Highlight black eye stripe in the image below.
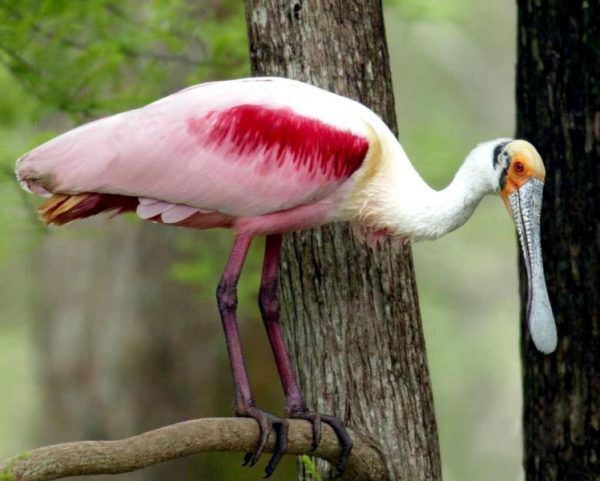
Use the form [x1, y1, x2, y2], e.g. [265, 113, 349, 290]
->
[492, 140, 510, 168]
[499, 160, 510, 190]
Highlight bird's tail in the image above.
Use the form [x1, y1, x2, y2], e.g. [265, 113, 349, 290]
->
[39, 193, 137, 225]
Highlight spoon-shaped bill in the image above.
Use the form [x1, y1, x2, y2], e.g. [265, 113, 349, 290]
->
[508, 178, 557, 354]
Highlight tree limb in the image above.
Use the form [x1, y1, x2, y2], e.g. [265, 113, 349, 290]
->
[0, 418, 388, 481]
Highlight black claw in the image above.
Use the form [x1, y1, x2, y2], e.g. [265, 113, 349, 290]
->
[248, 423, 268, 466]
[289, 411, 352, 475]
[310, 415, 322, 451]
[322, 416, 352, 477]
[249, 451, 261, 467]
[263, 421, 288, 477]
[242, 451, 253, 466]
[321, 414, 353, 475]
[236, 406, 288, 475]
[236, 406, 351, 477]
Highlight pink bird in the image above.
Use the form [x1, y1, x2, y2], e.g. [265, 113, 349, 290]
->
[16, 77, 557, 476]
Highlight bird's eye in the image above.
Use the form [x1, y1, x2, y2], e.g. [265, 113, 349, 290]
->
[514, 161, 525, 174]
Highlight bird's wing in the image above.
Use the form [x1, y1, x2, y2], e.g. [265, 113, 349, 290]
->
[17, 78, 376, 221]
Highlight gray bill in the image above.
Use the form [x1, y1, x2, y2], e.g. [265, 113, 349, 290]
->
[509, 178, 557, 353]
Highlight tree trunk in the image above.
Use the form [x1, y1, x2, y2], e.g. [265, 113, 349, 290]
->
[244, 2, 442, 480]
[516, 2, 600, 480]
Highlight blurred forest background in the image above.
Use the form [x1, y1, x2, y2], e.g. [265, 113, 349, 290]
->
[0, 1, 522, 481]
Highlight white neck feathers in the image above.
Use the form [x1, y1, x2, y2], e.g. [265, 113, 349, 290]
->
[351, 137, 501, 241]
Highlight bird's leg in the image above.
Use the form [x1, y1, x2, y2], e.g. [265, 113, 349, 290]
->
[259, 234, 353, 476]
[217, 233, 288, 475]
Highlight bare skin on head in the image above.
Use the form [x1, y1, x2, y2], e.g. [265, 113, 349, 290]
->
[500, 140, 546, 203]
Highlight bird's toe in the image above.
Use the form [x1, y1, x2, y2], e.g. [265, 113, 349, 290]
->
[236, 406, 288, 476]
[286, 409, 322, 451]
[287, 409, 353, 475]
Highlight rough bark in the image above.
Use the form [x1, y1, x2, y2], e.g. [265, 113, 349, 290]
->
[245, 2, 442, 480]
[516, 2, 600, 480]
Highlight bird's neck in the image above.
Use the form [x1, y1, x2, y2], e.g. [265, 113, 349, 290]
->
[359, 142, 495, 241]
[412, 162, 492, 240]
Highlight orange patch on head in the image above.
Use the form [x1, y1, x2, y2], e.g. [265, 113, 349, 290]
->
[500, 140, 546, 204]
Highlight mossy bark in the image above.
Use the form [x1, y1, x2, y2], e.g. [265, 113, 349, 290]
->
[516, 1, 600, 479]
[244, 2, 442, 480]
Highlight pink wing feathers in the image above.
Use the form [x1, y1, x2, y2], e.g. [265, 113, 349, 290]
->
[17, 78, 373, 231]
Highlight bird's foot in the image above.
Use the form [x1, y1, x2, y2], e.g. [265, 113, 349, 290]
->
[286, 408, 353, 476]
[236, 405, 289, 478]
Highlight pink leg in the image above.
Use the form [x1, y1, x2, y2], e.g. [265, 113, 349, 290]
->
[217, 234, 254, 408]
[259, 234, 353, 475]
[259, 234, 305, 410]
[217, 234, 287, 476]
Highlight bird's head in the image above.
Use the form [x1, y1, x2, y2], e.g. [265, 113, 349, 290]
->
[490, 139, 557, 354]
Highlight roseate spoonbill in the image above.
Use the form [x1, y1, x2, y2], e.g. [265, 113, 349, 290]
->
[15, 77, 557, 476]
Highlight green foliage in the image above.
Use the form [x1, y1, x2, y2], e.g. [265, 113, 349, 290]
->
[299, 455, 323, 481]
[0, 0, 250, 261]
[0, 0, 249, 121]
[0, 451, 30, 481]
[170, 231, 263, 307]
[195, 1, 250, 80]
[0, 69, 45, 261]
[0, 467, 11, 481]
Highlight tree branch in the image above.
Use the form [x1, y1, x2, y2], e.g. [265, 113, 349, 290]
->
[0, 418, 388, 481]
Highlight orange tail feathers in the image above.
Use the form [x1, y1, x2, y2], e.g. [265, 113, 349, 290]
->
[39, 193, 138, 225]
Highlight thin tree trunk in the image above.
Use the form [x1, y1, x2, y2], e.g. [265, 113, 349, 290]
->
[244, 2, 442, 480]
[516, 1, 600, 480]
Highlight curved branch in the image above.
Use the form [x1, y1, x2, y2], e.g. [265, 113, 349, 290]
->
[0, 418, 388, 481]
